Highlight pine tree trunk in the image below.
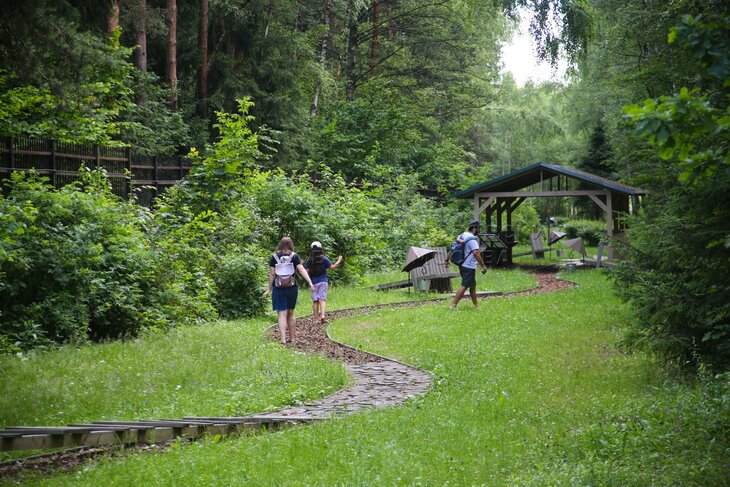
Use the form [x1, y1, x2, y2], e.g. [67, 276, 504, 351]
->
[263, 1, 273, 40]
[345, 6, 359, 101]
[198, 0, 209, 117]
[106, 0, 120, 35]
[166, 0, 178, 110]
[134, 0, 147, 72]
[369, 1, 380, 77]
[386, 0, 395, 42]
[310, 0, 330, 116]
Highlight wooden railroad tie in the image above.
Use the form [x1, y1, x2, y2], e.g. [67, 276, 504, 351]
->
[0, 416, 313, 452]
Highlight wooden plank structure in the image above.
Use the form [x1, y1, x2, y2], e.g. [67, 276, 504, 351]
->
[408, 247, 458, 292]
[454, 163, 648, 263]
[0, 135, 193, 206]
[0, 416, 312, 452]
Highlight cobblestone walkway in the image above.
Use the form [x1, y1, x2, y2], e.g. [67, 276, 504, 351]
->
[253, 361, 433, 420]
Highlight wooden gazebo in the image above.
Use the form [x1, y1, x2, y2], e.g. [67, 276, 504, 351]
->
[454, 162, 648, 263]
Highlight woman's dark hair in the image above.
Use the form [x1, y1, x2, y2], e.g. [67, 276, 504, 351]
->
[308, 247, 325, 275]
[277, 237, 294, 252]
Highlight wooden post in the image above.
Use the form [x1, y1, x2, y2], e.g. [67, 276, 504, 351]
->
[506, 198, 513, 233]
[50, 139, 56, 187]
[506, 198, 513, 263]
[496, 199, 503, 233]
[606, 191, 614, 260]
[153, 155, 159, 193]
[95, 144, 101, 169]
[486, 203, 492, 232]
[178, 156, 184, 179]
[125, 147, 132, 199]
[8, 137, 14, 169]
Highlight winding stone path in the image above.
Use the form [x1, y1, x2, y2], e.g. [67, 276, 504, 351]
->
[254, 362, 432, 420]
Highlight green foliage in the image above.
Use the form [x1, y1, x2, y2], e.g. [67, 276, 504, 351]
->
[612, 167, 730, 370]
[174, 98, 269, 215]
[310, 85, 476, 191]
[0, 27, 136, 146]
[244, 169, 384, 280]
[510, 203, 541, 242]
[624, 85, 729, 184]
[486, 80, 589, 174]
[503, 0, 592, 64]
[115, 70, 190, 156]
[617, 13, 730, 371]
[562, 219, 606, 246]
[215, 247, 268, 319]
[0, 170, 209, 350]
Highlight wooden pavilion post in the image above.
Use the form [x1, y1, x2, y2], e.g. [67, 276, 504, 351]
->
[606, 191, 614, 260]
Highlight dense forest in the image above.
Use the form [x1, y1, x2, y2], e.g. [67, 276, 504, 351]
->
[1, 0, 729, 371]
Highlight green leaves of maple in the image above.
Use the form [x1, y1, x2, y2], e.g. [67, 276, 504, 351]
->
[624, 15, 729, 186]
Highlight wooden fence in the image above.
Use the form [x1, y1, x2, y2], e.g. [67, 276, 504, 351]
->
[0, 136, 193, 206]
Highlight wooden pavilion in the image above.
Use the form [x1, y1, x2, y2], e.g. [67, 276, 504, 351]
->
[454, 162, 648, 263]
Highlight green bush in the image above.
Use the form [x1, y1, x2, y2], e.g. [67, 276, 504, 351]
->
[0, 170, 209, 350]
[613, 165, 730, 370]
[215, 247, 268, 319]
[563, 219, 607, 246]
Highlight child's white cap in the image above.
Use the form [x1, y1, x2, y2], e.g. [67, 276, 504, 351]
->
[311, 241, 322, 249]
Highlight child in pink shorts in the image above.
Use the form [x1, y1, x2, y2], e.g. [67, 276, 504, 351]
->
[304, 241, 343, 323]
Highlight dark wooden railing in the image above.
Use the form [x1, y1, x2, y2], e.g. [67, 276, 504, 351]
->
[0, 136, 193, 206]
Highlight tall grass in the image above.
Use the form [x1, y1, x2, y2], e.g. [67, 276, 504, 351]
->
[27, 271, 730, 485]
[0, 319, 347, 430]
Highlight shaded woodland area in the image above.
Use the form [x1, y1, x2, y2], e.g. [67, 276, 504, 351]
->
[1, 0, 729, 371]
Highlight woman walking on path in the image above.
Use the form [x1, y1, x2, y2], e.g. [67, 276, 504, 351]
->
[263, 237, 314, 344]
[304, 241, 343, 324]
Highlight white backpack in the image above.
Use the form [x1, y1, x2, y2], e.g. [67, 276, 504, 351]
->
[273, 252, 297, 287]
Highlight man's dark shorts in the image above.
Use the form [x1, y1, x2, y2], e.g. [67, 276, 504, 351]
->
[459, 266, 476, 288]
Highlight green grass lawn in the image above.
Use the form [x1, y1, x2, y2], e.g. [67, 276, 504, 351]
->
[325, 266, 537, 310]
[16, 270, 729, 486]
[0, 318, 348, 431]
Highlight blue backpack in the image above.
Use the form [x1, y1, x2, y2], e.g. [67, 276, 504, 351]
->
[449, 236, 477, 266]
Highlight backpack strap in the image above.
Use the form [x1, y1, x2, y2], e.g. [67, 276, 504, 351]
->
[462, 236, 478, 255]
[273, 252, 297, 265]
[462, 235, 477, 248]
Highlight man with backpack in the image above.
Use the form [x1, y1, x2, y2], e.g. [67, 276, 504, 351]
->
[447, 220, 488, 309]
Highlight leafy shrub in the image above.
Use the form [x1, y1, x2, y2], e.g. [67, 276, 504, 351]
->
[562, 219, 606, 246]
[215, 247, 268, 319]
[0, 170, 208, 350]
[245, 170, 385, 281]
[613, 165, 730, 370]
